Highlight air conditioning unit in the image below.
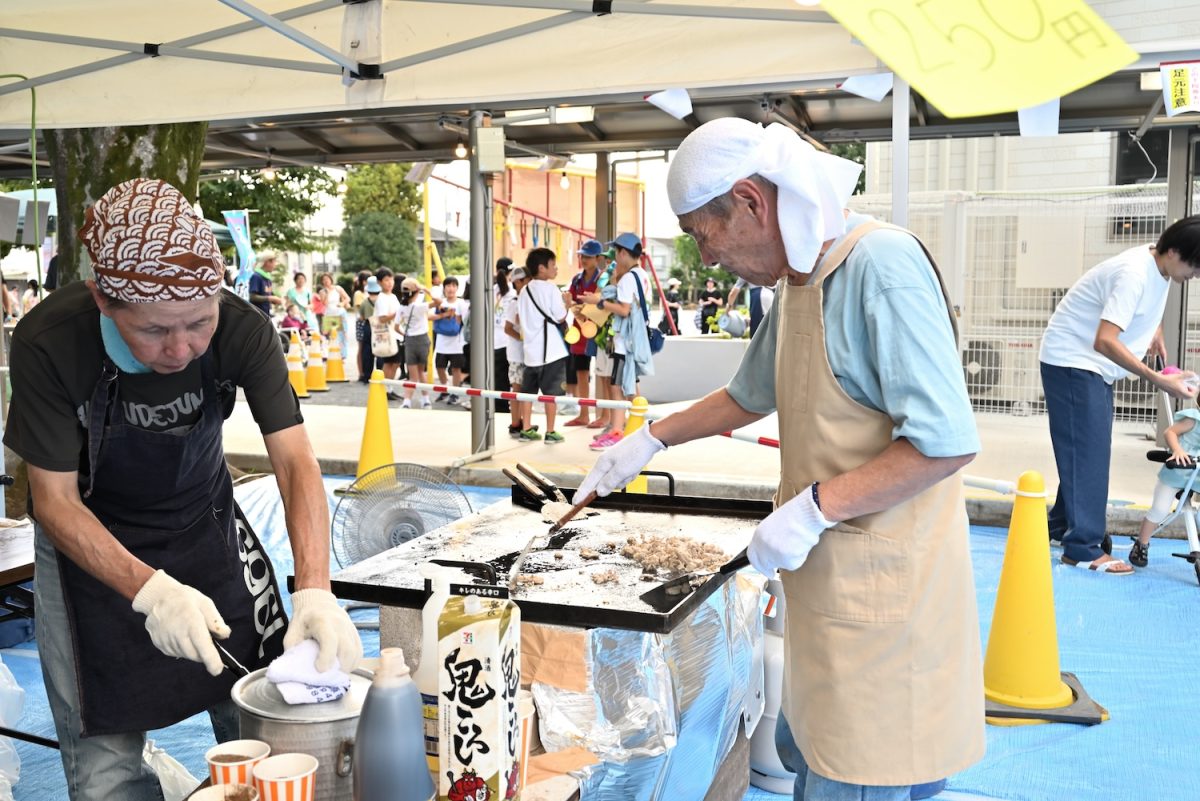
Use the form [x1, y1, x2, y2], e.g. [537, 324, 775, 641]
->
[962, 337, 1043, 416]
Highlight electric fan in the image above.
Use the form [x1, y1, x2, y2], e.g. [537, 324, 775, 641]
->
[331, 463, 473, 568]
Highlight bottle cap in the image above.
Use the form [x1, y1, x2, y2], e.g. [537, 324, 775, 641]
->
[379, 647, 411, 680]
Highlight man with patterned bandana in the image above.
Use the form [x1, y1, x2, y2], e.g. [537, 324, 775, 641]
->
[4, 179, 362, 801]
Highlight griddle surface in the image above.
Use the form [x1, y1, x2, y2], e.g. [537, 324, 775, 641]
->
[331, 499, 757, 633]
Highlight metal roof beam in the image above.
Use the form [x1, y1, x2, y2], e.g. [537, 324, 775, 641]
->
[374, 123, 423, 150]
[579, 121, 607, 141]
[379, 12, 586, 72]
[0, 0, 342, 97]
[206, 142, 327, 168]
[0, 28, 340, 75]
[413, 0, 834, 23]
[215, 0, 373, 77]
[290, 128, 337, 153]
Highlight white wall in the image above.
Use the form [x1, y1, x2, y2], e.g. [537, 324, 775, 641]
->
[1092, 0, 1200, 45]
[866, 132, 1115, 195]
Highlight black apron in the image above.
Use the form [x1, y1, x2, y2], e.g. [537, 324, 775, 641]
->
[56, 351, 288, 736]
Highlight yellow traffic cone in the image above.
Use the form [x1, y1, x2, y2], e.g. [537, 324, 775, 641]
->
[983, 470, 1107, 726]
[357, 369, 394, 479]
[286, 333, 308, 399]
[622, 396, 650, 494]
[306, 334, 329, 392]
[325, 335, 348, 382]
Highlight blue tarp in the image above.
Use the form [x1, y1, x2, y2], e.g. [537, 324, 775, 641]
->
[8, 481, 1200, 801]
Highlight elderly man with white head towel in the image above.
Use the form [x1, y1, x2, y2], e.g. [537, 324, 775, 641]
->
[577, 119, 984, 800]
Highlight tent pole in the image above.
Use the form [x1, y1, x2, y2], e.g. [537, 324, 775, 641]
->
[891, 76, 910, 228]
[216, 0, 363, 75]
[468, 110, 493, 454]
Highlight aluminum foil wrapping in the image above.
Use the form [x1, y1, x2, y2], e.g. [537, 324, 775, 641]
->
[534, 573, 765, 801]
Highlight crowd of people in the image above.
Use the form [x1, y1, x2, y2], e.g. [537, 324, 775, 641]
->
[238, 230, 691, 450]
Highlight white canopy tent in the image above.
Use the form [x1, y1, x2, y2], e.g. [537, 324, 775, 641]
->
[2, 1, 1199, 453]
[0, 0, 880, 128]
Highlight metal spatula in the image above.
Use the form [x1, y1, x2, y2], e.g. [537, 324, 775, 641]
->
[638, 549, 750, 613]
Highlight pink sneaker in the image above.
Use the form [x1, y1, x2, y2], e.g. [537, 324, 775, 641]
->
[589, 431, 624, 451]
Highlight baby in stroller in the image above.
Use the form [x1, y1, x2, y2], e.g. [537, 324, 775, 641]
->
[1134, 407, 1200, 568]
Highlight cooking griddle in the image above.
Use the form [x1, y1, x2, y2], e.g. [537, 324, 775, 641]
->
[330, 485, 770, 634]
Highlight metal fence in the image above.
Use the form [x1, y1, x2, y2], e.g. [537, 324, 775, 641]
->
[849, 185, 1200, 423]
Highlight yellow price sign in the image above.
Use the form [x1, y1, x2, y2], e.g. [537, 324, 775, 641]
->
[821, 0, 1137, 118]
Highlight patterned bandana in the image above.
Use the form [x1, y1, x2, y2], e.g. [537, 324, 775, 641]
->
[79, 178, 225, 303]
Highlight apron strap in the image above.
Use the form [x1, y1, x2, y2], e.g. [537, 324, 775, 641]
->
[810, 220, 959, 343]
[83, 361, 120, 499]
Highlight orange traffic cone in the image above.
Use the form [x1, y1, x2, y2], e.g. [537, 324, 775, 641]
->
[286, 333, 308, 399]
[306, 334, 329, 392]
[326, 336, 348, 382]
[983, 470, 1107, 726]
[357, 369, 394, 478]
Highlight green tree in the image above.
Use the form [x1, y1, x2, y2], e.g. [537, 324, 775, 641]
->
[44, 124, 208, 285]
[339, 212, 420, 274]
[441, 239, 469, 276]
[198, 167, 337, 254]
[829, 142, 867, 195]
[341, 163, 422, 223]
[672, 234, 727, 302]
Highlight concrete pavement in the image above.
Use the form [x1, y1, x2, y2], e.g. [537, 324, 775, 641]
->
[224, 380, 1179, 538]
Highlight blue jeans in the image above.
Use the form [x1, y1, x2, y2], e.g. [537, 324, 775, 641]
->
[34, 529, 241, 801]
[775, 715, 913, 801]
[1040, 362, 1114, 563]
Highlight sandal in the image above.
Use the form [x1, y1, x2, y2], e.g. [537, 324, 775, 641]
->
[564, 417, 589, 427]
[1061, 554, 1134, 575]
[1129, 540, 1150, 568]
[586, 419, 608, 429]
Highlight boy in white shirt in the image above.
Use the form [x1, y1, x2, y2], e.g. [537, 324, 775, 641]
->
[503, 268, 532, 437]
[516, 248, 571, 444]
[431, 276, 468, 405]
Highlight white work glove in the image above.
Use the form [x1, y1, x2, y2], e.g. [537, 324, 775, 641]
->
[284, 589, 363, 673]
[748, 484, 835, 577]
[577, 424, 666, 498]
[132, 570, 229, 677]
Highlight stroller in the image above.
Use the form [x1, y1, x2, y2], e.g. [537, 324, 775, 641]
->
[1143, 449, 1200, 586]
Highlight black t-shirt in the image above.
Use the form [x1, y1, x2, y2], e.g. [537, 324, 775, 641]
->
[4, 283, 303, 472]
[700, 288, 722, 315]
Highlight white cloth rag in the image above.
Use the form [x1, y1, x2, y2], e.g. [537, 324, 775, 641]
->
[666, 118, 863, 274]
[266, 639, 351, 705]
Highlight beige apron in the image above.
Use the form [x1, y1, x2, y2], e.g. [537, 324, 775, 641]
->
[775, 220, 985, 786]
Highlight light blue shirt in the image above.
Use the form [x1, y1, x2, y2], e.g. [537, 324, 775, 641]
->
[1158, 409, 1200, 489]
[727, 214, 980, 458]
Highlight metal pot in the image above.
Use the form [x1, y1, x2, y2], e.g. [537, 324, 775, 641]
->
[231, 667, 372, 801]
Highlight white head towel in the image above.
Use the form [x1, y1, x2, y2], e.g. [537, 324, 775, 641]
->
[667, 119, 863, 274]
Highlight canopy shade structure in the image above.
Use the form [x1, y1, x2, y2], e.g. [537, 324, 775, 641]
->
[1, 1, 1199, 179]
[0, 0, 876, 129]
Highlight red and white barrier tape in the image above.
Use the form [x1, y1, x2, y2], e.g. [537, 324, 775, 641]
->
[382, 379, 636, 410]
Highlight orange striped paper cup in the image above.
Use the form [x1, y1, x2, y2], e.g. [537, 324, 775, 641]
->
[253, 753, 318, 801]
[191, 784, 260, 801]
[206, 739, 271, 786]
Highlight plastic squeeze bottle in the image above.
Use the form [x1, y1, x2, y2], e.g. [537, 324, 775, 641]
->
[353, 647, 434, 801]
